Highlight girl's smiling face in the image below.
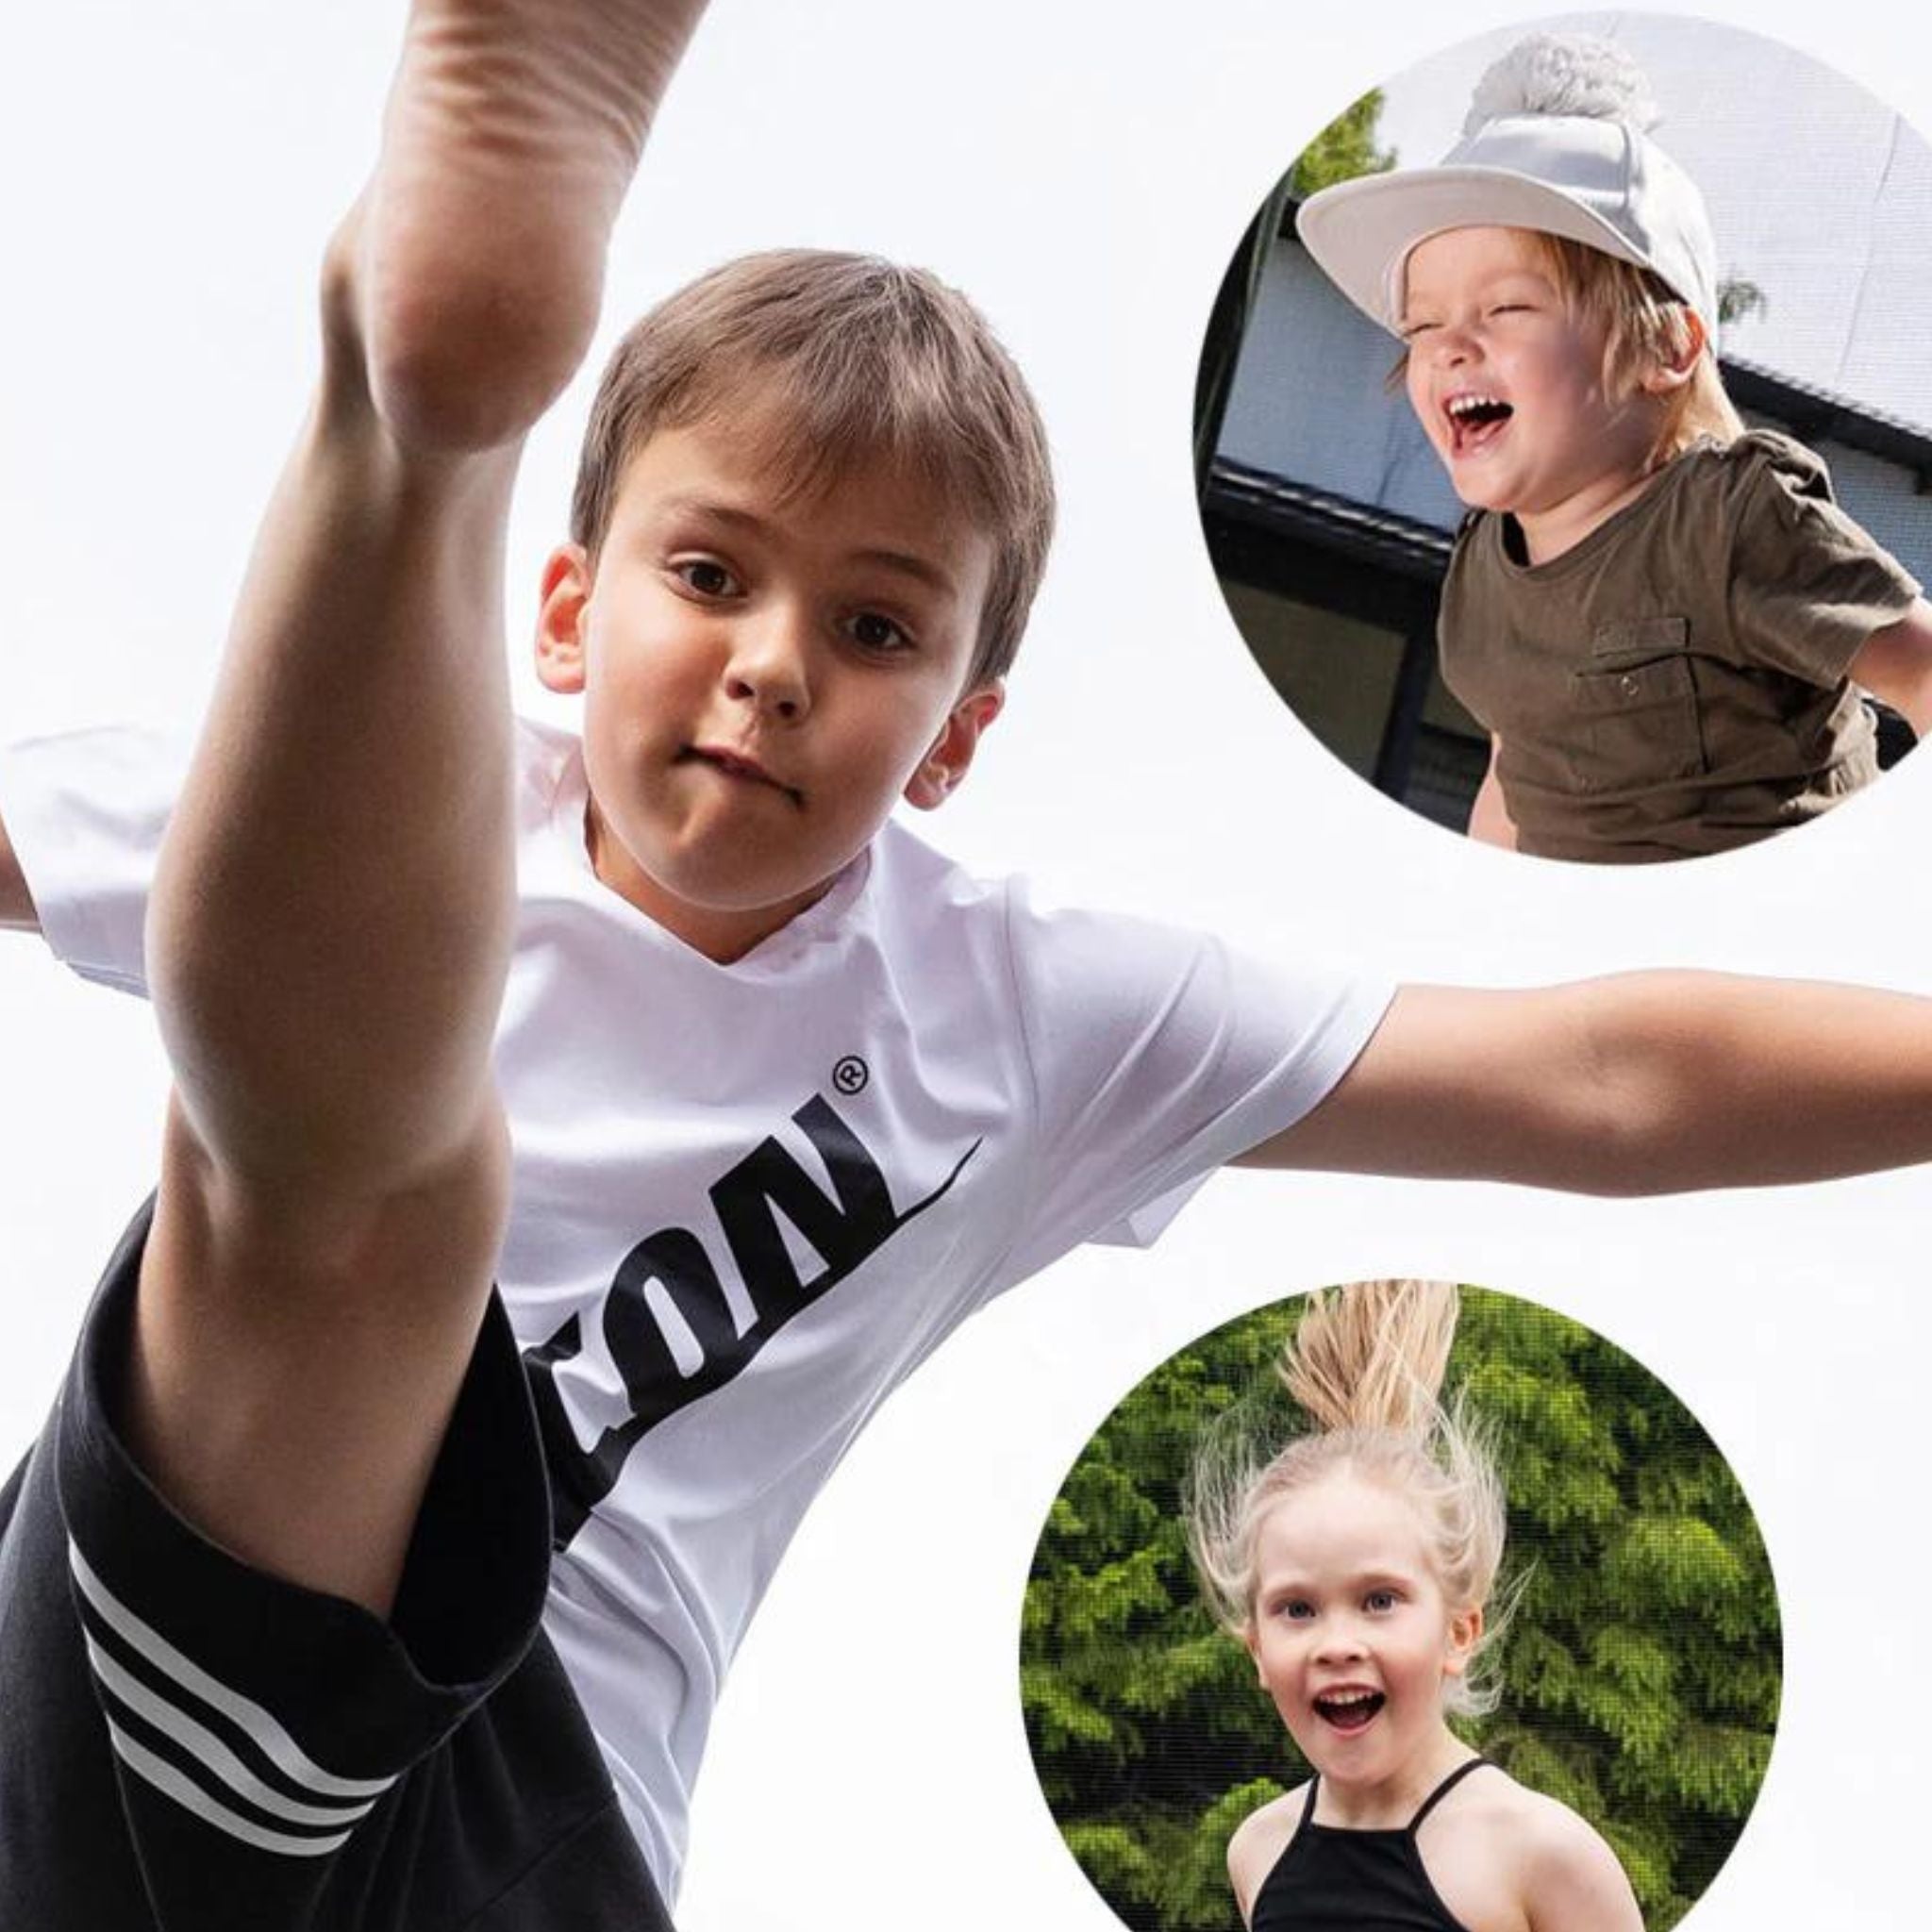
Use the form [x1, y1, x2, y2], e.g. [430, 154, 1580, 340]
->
[1245, 1469, 1480, 1807]
[1400, 225, 1670, 562]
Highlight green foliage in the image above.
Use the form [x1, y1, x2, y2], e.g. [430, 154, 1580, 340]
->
[1021, 1291, 1779, 1931]
[1290, 91, 1397, 199]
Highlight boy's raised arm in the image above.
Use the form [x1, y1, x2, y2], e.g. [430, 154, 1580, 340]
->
[130, 0, 705, 1618]
[1246, 971, 1932, 1195]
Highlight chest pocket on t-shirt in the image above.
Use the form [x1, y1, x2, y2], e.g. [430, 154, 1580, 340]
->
[1564, 617, 1707, 794]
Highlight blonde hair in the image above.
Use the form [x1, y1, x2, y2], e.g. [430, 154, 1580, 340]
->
[1187, 1280, 1511, 1719]
[570, 249, 1056, 689]
[1524, 231, 1744, 459]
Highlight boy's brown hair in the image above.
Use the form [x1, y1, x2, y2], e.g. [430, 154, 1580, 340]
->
[571, 250, 1056, 689]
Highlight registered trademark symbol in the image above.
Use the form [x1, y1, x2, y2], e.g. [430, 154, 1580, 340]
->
[832, 1055, 869, 1096]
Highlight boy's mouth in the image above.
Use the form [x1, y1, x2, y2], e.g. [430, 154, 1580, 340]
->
[682, 744, 804, 806]
[1442, 392, 1512, 458]
[1311, 1689, 1386, 1734]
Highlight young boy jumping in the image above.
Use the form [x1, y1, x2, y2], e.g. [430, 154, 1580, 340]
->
[9, 2, 1932, 1924]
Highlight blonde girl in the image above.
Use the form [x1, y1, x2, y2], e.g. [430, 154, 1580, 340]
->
[1190, 1281, 1642, 1930]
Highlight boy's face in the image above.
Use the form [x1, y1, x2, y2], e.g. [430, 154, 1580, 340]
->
[536, 399, 1000, 962]
[1400, 225, 1662, 559]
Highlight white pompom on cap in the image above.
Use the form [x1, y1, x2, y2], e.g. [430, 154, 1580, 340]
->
[1462, 32, 1661, 137]
[1295, 31, 1717, 336]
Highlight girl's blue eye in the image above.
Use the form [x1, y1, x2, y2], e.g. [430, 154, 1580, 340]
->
[1364, 1589, 1398, 1613]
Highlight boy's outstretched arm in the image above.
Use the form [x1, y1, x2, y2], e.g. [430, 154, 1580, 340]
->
[133, 0, 704, 1619]
[1246, 972, 1932, 1195]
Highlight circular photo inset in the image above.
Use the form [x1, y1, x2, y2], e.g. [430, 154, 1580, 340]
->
[1021, 1280, 1778, 1930]
[1194, 13, 1932, 864]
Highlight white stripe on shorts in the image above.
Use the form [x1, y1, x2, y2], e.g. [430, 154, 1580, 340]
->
[103, 1720, 356, 1859]
[69, 1537, 397, 1807]
[84, 1633, 381, 1833]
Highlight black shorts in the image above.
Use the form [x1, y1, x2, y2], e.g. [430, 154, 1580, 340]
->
[0, 1204, 673, 1931]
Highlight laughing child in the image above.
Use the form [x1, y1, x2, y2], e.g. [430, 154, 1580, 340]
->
[1191, 1281, 1643, 1931]
[1299, 33, 1932, 862]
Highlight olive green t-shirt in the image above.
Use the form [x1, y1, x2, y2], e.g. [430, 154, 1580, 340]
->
[1439, 429, 1921, 863]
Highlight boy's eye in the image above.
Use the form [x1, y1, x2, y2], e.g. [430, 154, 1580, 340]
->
[1399, 320, 1439, 341]
[673, 558, 741, 598]
[844, 610, 912, 654]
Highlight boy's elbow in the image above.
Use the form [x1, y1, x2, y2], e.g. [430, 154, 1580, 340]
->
[1555, 974, 1717, 1197]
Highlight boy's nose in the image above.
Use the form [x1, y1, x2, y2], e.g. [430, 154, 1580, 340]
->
[724, 614, 811, 721]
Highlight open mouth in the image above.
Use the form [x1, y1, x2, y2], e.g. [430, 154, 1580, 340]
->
[1443, 393, 1512, 458]
[1312, 1690, 1386, 1734]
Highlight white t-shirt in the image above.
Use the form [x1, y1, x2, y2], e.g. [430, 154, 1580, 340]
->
[0, 719, 1393, 1894]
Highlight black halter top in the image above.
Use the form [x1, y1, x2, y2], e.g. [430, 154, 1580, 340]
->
[1249, 1757, 1493, 1932]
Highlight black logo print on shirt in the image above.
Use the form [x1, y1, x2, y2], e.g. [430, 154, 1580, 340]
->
[525, 1091, 979, 1548]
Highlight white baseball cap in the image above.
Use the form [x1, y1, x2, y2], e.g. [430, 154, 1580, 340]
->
[1296, 35, 1719, 336]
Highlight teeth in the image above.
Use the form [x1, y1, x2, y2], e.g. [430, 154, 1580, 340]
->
[1446, 394, 1507, 420]
[1321, 1690, 1377, 1706]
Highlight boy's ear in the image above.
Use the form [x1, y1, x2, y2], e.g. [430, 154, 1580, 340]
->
[535, 542, 593, 694]
[904, 681, 1005, 811]
[1442, 1604, 1484, 1677]
[1639, 308, 1708, 396]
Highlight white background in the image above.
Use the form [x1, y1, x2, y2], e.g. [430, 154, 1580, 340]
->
[1, 3, 1926, 1926]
